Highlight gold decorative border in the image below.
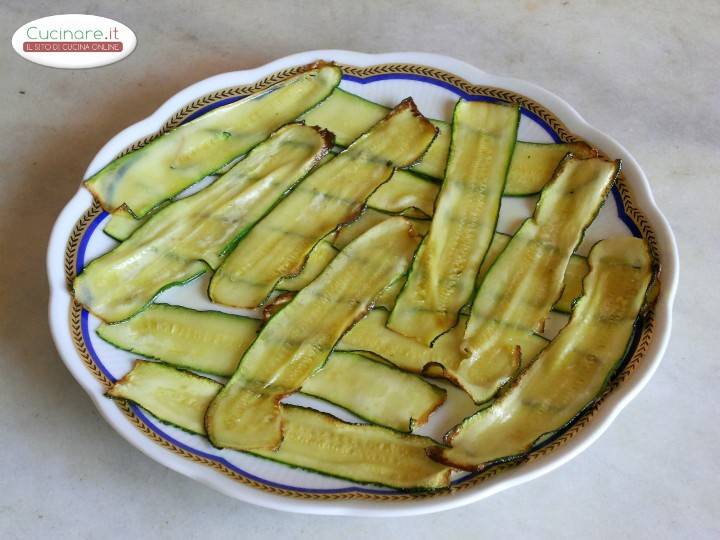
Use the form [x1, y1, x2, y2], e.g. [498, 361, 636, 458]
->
[64, 62, 659, 502]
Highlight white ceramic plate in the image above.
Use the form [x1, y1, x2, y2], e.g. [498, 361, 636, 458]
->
[47, 50, 678, 516]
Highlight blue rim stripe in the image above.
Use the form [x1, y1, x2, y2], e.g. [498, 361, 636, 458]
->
[77, 72, 640, 494]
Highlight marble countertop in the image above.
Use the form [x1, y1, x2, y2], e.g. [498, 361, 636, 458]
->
[1, 0, 717, 538]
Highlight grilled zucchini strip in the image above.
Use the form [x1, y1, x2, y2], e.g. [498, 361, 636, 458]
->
[86, 64, 341, 217]
[388, 100, 520, 345]
[208, 99, 436, 308]
[205, 218, 421, 450]
[97, 304, 444, 431]
[109, 361, 450, 490]
[429, 237, 654, 470]
[337, 309, 548, 390]
[458, 156, 620, 403]
[74, 124, 331, 322]
[300, 351, 446, 432]
[108, 360, 220, 435]
[96, 304, 260, 376]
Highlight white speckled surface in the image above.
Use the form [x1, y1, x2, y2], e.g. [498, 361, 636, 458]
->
[1, 0, 717, 537]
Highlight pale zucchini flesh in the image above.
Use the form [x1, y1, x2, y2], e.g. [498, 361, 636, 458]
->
[104, 149, 340, 244]
[74, 124, 331, 322]
[208, 99, 437, 308]
[388, 100, 520, 345]
[458, 156, 620, 403]
[205, 218, 421, 451]
[109, 361, 449, 489]
[97, 303, 444, 431]
[414, 121, 452, 178]
[300, 351, 446, 432]
[86, 64, 342, 217]
[429, 237, 654, 470]
[373, 277, 406, 310]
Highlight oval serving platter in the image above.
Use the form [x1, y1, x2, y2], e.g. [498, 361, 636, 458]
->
[47, 50, 678, 516]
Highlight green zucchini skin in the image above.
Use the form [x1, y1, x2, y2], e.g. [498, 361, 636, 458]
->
[108, 361, 450, 490]
[208, 98, 437, 309]
[455, 156, 620, 404]
[429, 237, 654, 471]
[97, 304, 445, 431]
[86, 64, 342, 217]
[74, 123, 332, 323]
[205, 218, 421, 451]
[388, 100, 520, 346]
